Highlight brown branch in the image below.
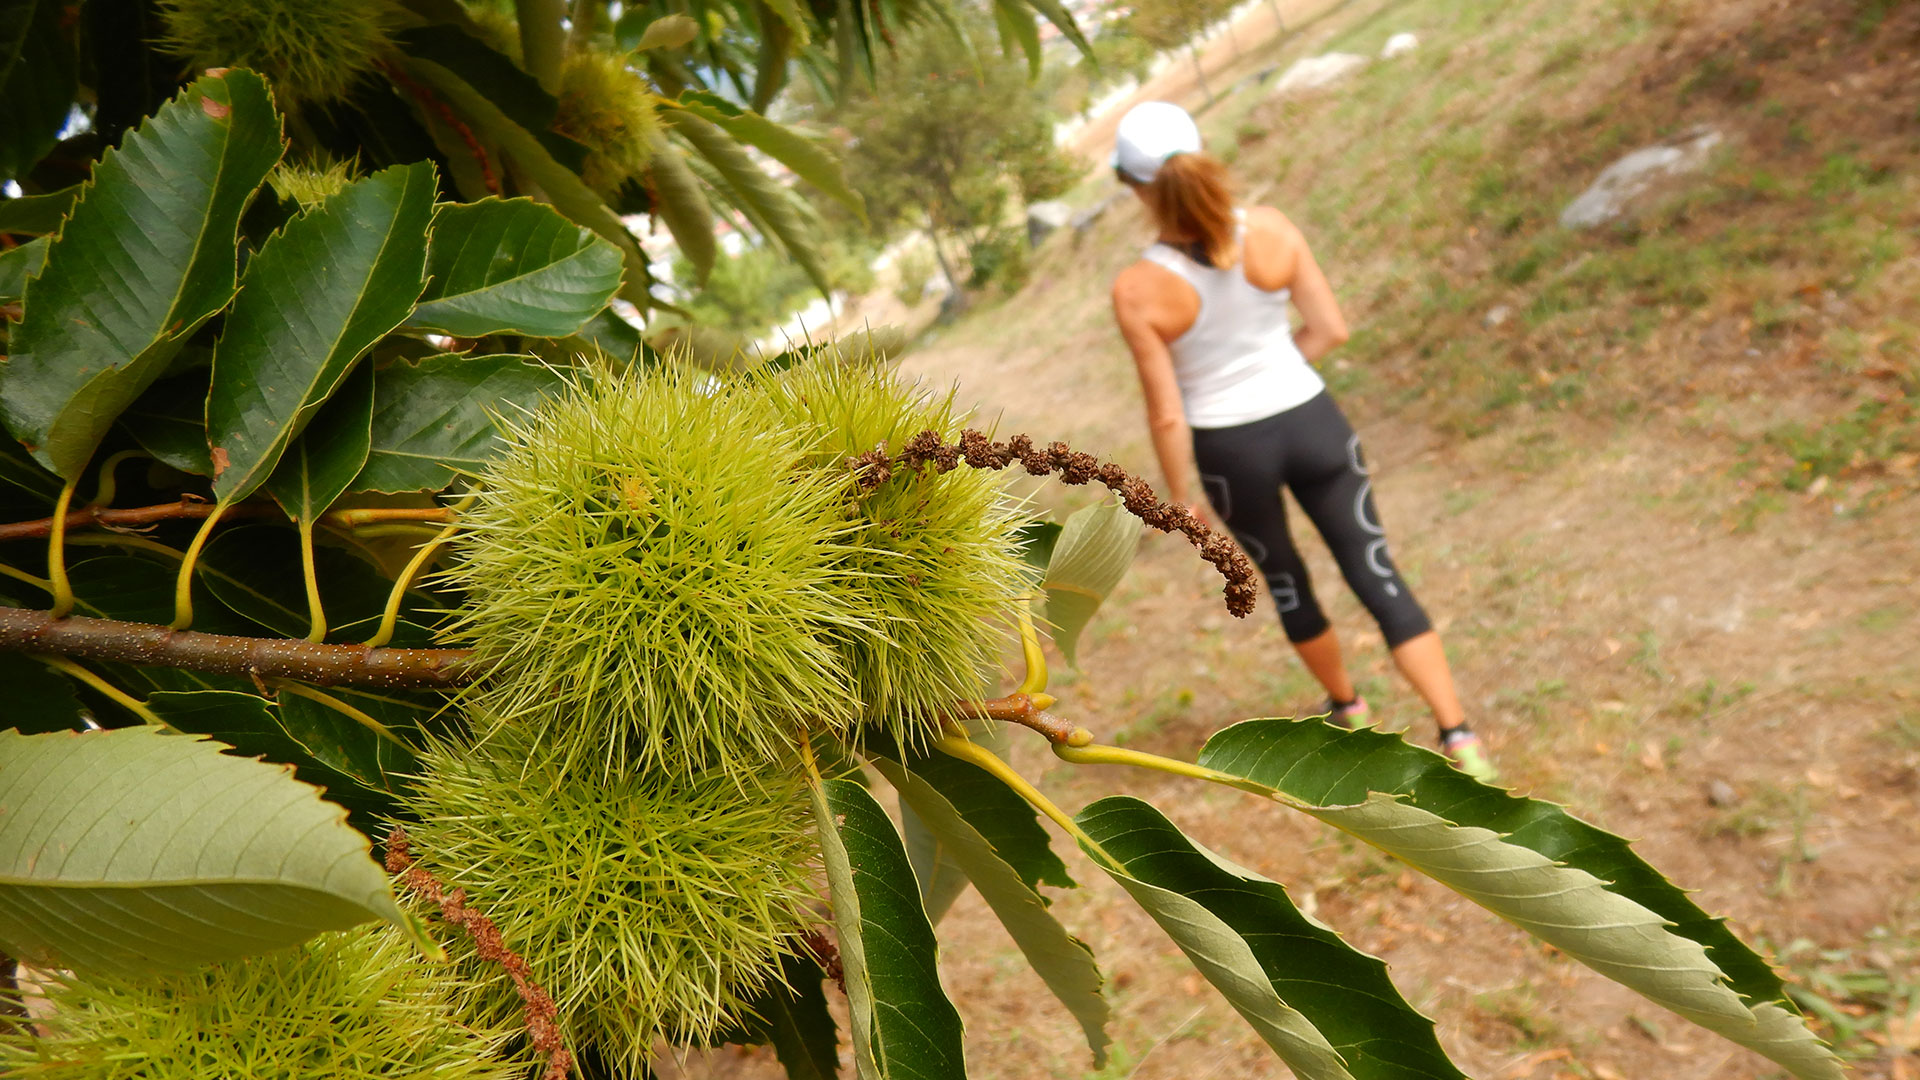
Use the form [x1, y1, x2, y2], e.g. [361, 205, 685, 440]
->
[385, 828, 572, 1080]
[0, 502, 454, 542]
[1, 498, 243, 542]
[0, 607, 474, 689]
[852, 429, 1261, 618]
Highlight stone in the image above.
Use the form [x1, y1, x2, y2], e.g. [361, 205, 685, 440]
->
[1484, 304, 1513, 328]
[1558, 126, 1725, 229]
[1269, 53, 1369, 97]
[1026, 200, 1073, 247]
[1071, 192, 1124, 234]
[1707, 779, 1739, 808]
[1381, 32, 1418, 59]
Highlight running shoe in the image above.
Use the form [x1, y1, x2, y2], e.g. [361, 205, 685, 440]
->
[1321, 695, 1374, 730]
[1440, 726, 1499, 782]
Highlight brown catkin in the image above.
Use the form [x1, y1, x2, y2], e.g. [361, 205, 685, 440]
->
[386, 828, 573, 1080]
[850, 430, 1260, 618]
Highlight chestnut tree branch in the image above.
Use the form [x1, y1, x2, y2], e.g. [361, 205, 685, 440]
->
[0, 607, 475, 689]
[0, 502, 454, 542]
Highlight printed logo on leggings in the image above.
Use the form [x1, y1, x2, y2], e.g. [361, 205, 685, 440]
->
[1268, 573, 1300, 613]
[1346, 434, 1402, 598]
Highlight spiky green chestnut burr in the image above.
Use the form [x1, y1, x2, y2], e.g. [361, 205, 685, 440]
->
[767, 360, 1030, 746]
[267, 157, 355, 210]
[555, 48, 663, 196]
[0, 924, 526, 1079]
[404, 722, 822, 1068]
[444, 366, 870, 777]
[158, 0, 401, 107]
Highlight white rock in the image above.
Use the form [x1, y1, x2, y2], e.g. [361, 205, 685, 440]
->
[1269, 53, 1368, 96]
[1025, 200, 1073, 247]
[1558, 126, 1725, 229]
[1381, 32, 1418, 59]
[1484, 304, 1512, 328]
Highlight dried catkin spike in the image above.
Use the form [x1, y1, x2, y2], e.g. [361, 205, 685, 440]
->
[848, 429, 1261, 618]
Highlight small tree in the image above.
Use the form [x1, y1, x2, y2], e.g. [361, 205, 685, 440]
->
[834, 19, 1081, 297]
[1124, 0, 1241, 104]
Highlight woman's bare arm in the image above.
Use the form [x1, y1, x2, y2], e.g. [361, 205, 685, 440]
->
[1112, 265, 1201, 511]
[1247, 207, 1350, 363]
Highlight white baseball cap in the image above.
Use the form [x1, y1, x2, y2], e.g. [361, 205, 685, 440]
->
[1111, 101, 1203, 184]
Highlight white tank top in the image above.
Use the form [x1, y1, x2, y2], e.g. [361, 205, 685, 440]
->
[1142, 217, 1325, 429]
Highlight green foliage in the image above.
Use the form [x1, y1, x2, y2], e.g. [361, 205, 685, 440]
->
[871, 750, 1110, 1065]
[965, 228, 1032, 291]
[407, 198, 626, 339]
[892, 245, 938, 305]
[813, 774, 968, 1080]
[443, 366, 870, 778]
[1121, 0, 1234, 52]
[207, 161, 435, 505]
[0, 0, 78, 181]
[1041, 499, 1142, 666]
[1199, 717, 1789, 1006]
[1195, 719, 1842, 1079]
[769, 362, 1028, 740]
[0, 69, 282, 480]
[0, 923, 527, 1079]
[0, 727, 429, 975]
[1079, 796, 1462, 1080]
[356, 352, 566, 493]
[406, 722, 820, 1063]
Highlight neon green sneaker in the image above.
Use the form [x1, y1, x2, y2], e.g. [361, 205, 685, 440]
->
[1440, 727, 1499, 782]
[1322, 696, 1375, 730]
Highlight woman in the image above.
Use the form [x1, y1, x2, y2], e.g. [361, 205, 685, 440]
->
[1108, 101, 1495, 780]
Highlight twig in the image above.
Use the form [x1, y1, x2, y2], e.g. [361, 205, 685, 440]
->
[849, 429, 1260, 618]
[0, 501, 452, 543]
[948, 692, 1089, 746]
[385, 828, 572, 1080]
[0, 607, 474, 689]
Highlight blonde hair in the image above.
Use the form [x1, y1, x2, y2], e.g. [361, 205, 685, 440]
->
[1140, 153, 1238, 268]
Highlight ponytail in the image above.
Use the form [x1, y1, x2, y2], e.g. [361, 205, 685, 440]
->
[1141, 153, 1238, 268]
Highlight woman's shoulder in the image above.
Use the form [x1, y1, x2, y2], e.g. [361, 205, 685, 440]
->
[1242, 205, 1302, 242]
[1113, 255, 1184, 295]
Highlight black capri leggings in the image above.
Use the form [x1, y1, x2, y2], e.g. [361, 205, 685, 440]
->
[1192, 391, 1433, 649]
